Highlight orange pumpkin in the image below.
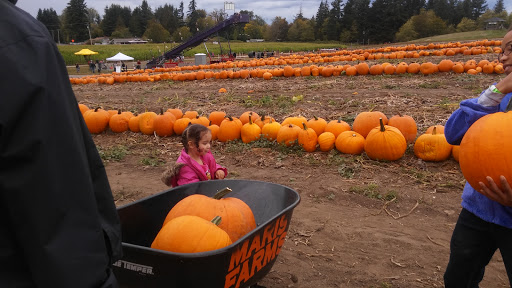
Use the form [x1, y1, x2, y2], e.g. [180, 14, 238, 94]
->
[167, 108, 184, 119]
[335, 131, 365, 155]
[217, 116, 242, 142]
[128, 113, 141, 133]
[281, 116, 308, 128]
[426, 125, 445, 134]
[261, 119, 281, 141]
[138, 111, 158, 135]
[276, 124, 301, 146]
[352, 111, 389, 138]
[387, 114, 417, 144]
[459, 106, 512, 191]
[317, 132, 336, 152]
[78, 103, 89, 115]
[163, 188, 256, 242]
[307, 116, 327, 136]
[83, 107, 110, 134]
[208, 123, 220, 141]
[153, 109, 175, 137]
[173, 117, 192, 135]
[452, 145, 460, 162]
[298, 123, 318, 152]
[413, 127, 452, 161]
[241, 113, 261, 143]
[324, 119, 351, 138]
[208, 111, 227, 126]
[364, 118, 407, 161]
[109, 109, 131, 133]
[151, 215, 232, 253]
[240, 111, 260, 125]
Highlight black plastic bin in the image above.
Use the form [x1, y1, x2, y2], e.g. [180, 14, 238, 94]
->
[113, 179, 301, 288]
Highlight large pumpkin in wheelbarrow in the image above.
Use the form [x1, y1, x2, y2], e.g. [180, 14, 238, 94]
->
[113, 179, 300, 288]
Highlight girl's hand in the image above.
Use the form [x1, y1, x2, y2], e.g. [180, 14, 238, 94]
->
[215, 170, 225, 180]
[479, 176, 512, 207]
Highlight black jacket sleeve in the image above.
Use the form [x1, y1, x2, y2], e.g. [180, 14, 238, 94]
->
[0, 2, 122, 287]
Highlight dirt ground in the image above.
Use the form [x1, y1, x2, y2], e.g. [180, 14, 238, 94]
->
[73, 58, 509, 288]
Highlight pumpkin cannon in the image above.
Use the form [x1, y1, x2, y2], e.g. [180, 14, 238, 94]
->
[113, 179, 300, 288]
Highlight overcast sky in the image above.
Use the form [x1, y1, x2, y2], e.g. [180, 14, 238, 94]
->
[17, 0, 511, 24]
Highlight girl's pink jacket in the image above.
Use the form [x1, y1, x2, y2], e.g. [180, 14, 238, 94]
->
[163, 149, 228, 187]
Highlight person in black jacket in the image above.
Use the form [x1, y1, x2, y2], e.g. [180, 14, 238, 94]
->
[0, 0, 123, 287]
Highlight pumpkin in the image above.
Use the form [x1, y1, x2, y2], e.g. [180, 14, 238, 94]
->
[241, 113, 261, 143]
[318, 132, 336, 152]
[254, 115, 275, 129]
[138, 111, 158, 135]
[407, 63, 421, 74]
[183, 110, 199, 119]
[240, 111, 260, 125]
[152, 215, 232, 253]
[438, 59, 454, 72]
[190, 115, 210, 127]
[388, 114, 417, 144]
[352, 111, 389, 138]
[109, 109, 131, 133]
[307, 116, 327, 136]
[369, 64, 384, 75]
[164, 188, 256, 242]
[217, 116, 242, 142]
[413, 127, 452, 161]
[128, 113, 141, 133]
[459, 100, 512, 191]
[173, 117, 192, 135]
[276, 124, 301, 147]
[153, 109, 175, 137]
[355, 63, 369, 75]
[325, 119, 351, 138]
[335, 131, 365, 155]
[78, 103, 89, 115]
[281, 116, 308, 128]
[426, 125, 445, 134]
[218, 88, 227, 93]
[364, 118, 407, 161]
[263, 72, 273, 80]
[208, 123, 220, 141]
[452, 145, 460, 162]
[83, 107, 110, 134]
[209, 111, 227, 126]
[298, 123, 318, 152]
[262, 119, 281, 141]
[167, 108, 183, 119]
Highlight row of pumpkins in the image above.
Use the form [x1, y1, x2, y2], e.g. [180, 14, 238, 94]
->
[80, 103, 457, 163]
[70, 58, 505, 85]
[151, 187, 256, 253]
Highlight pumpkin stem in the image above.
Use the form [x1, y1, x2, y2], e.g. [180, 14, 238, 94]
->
[94, 107, 100, 112]
[211, 216, 222, 226]
[432, 126, 437, 135]
[160, 108, 164, 115]
[226, 116, 233, 121]
[213, 187, 232, 200]
[379, 118, 385, 132]
[302, 122, 308, 130]
[249, 112, 253, 125]
[117, 109, 122, 114]
[314, 115, 319, 121]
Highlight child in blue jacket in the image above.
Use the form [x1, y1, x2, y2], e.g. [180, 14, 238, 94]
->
[443, 29, 512, 287]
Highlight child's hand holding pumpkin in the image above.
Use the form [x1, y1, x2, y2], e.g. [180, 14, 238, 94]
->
[215, 170, 225, 180]
[479, 176, 512, 207]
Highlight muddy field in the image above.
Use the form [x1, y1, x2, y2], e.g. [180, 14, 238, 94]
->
[74, 59, 508, 288]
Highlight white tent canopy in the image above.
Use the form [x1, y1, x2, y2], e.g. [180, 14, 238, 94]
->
[106, 52, 134, 61]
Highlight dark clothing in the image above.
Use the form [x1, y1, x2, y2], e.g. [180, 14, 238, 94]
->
[0, 1, 122, 287]
[444, 209, 512, 287]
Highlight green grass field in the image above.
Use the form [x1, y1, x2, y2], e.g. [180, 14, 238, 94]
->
[59, 29, 508, 67]
[59, 42, 345, 66]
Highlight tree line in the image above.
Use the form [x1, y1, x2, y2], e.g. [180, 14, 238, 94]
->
[37, 0, 511, 45]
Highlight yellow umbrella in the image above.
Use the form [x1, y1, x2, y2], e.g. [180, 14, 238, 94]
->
[74, 49, 99, 55]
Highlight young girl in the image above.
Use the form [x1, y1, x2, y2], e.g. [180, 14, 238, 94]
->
[162, 124, 227, 187]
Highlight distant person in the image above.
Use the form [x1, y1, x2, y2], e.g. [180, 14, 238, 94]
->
[0, 0, 123, 287]
[136, 60, 141, 70]
[75, 63, 80, 73]
[96, 60, 101, 73]
[162, 124, 227, 187]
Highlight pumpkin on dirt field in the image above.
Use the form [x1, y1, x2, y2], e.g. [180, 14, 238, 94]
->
[298, 123, 318, 152]
[364, 118, 407, 161]
[83, 107, 110, 134]
[217, 116, 242, 142]
[277, 124, 301, 147]
[241, 113, 261, 143]
[335, 131, 365, 155]
[163, 188, 256, 242]
[413, 127, 452, 162]
[152, 215, 232, 253]
[388, 114, 417, 144]
[352, 111, 388, 138]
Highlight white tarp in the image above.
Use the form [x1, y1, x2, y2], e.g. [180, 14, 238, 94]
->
[106, 52, 134, 61]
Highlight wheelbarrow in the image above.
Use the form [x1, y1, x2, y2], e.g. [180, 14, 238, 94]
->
[112, 179, 301, 288]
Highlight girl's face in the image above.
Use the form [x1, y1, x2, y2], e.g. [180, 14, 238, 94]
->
[188, 131, 212, 157]
[500, 31, 512, 74]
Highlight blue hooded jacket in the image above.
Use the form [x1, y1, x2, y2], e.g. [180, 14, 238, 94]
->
[445, 89, 512, 228]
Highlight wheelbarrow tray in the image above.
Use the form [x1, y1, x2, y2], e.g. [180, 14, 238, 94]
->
[113, 179, 300, 288]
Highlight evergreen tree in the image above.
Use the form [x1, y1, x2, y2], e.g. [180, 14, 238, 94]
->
[326, 0, 344, 40]
[155, 4, 181, 33]
[469, 0, 487, 19]
[315, 0, 330, 40]
[426, 0, 451, 23]
[368, 0, 407, 43]
[63, 0, 89, 43]
[101, 4, 131, 37]
[187, 0, 199, 34]
[178, 2, 186, 26]
[36, 8, 61, 42]
[493, 0, 505, 14]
